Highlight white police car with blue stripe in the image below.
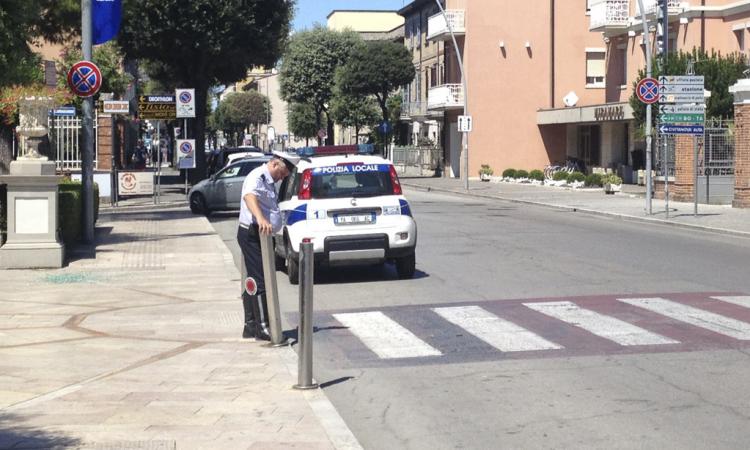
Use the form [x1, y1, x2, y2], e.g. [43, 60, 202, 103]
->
[274, 144, 417, 284]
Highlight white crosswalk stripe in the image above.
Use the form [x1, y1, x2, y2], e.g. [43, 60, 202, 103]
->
[524, 301, 679, 346]
[432, 305, 563, 352]
[618, 297, 750, 340]
[333, 311, 442, 359]
[712, 296, 750, 309]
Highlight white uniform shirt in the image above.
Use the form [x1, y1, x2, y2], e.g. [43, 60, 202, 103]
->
[239, 164, 282, 232]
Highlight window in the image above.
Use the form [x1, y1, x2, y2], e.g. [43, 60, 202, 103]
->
[585, 50, 606, 87]
[616, 43, 627, 87]
[430, 65, 438, 88]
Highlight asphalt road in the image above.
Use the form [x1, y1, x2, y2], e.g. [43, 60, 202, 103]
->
[208, 187, 750, 449]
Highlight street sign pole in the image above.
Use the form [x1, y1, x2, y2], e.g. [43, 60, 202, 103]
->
[81, 0, 95, 244]
[694, 134, 698, 217]
[637, 0, 653, 214]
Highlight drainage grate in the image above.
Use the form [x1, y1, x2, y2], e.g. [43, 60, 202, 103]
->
[42, 273, 100, 284]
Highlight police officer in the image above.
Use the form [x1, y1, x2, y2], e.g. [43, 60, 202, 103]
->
[237, 151, 299, 340]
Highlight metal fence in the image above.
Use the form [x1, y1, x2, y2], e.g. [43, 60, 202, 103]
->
[392, 146, 441, 169]
[654, 119, 734, 177]
[47, 113, 97, 171]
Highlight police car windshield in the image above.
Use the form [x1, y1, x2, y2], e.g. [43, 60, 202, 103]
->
[310, 163, 394, 199]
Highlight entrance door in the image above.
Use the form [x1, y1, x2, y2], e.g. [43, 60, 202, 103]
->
[578, 125, 601, 167]
[449, 122, 460, 178]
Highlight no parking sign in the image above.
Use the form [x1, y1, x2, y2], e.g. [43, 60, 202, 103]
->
[175, 88, 195, 118]
[176, 139, 195, 169]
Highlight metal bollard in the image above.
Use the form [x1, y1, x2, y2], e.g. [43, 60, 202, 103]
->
[294, 242, 317, 390]
[259, 233, 285, 346]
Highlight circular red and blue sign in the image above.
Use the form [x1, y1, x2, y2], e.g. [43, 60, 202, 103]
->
[179, 141, 193, 154]
[179, 91, 192, 104]
[67, 61, 102, 98]
[636, 77, 659, 104]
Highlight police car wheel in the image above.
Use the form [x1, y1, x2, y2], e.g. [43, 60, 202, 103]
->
[395, 253, 416, 279]
[189, 193, 209, 215]
[286, 247, 299, 285]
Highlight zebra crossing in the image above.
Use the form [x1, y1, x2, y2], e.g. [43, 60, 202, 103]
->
[319, 294, 750, 366]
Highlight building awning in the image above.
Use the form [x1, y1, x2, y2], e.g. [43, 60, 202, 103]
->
[537, 102, 633, 125]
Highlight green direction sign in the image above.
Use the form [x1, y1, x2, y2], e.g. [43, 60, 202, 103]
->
[661, 113, 705, 123]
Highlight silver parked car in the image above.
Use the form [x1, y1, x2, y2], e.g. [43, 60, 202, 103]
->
[189, 155, 271, 215]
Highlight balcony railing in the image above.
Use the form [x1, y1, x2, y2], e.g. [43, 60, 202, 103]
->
[428, 84, 464, 111]
[589, 0, 630, 32]
[426, 10, 465, 42]
[638, 0, 686, 15]
[401, 101, 427, 118]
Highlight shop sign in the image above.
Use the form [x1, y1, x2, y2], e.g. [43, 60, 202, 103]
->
[138, 95, 176, 119]
[118, 171, 154, 196]
[594, 105, 625, 121]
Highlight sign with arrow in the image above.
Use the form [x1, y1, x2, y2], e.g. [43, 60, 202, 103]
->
[659, 104, 705, 114]
[661, 113, 705, 123]
[659, 84, 704, 94]
[659, 93, 705, 103]
[658, 75, 704, 85]
[659, 124, 704, 135]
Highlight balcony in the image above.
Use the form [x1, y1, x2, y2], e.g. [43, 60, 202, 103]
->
[589, 0, 630, 32]
[427, 84, 464, 111]
[426, 10, 465, 42]
[400, 101, 427, 119]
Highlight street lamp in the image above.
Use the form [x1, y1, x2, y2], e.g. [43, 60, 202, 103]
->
[434, 0, 469, 191]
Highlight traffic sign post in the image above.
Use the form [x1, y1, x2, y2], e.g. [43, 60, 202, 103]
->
[67, 60, 102, 98]
[636, 77, 659, 104]
[661, 113, 705, 124]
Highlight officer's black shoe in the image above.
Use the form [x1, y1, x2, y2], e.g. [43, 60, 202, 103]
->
[242, 322, 258, 339]
[255, 323, 271, 341]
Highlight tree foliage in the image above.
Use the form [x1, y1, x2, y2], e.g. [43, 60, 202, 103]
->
[119, 0, 293, 180]
[288, 102, 319, 143]
[629, 48, 747, 130]
[329, 90, 380, 140]
[214, 91, 270, 145]
[336, 40, 415, 124]
[279, 26, 362, 144]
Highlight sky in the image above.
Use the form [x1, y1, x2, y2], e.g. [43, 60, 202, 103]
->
[292, 0, 409, 31]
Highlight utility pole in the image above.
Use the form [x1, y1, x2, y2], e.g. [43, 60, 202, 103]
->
[81, 0, 95, 243]
[636, 0, 654, 214]
[658, 0, 670, 217]
[434, 0, 469, 191]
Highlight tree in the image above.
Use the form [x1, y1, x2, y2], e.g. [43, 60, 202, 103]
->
[215, 91, 270, 145]
[288, 102, 318, 146]
[329, 90, 380, 143]
[336, 40, 415, 127]
[629, 48, 747, 131]
[118, 0, 292, 181]
[279, 26, 362, 145]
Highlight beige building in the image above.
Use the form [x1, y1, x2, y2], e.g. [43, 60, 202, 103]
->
[399, 0, 750, 181]
[326, 10, 405, 145]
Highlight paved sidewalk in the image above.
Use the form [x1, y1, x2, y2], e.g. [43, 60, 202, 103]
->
[0, 209, 359, 449]
[401, 177, 750, 237]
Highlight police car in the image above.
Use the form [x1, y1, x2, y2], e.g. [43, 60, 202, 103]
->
[274, 144, 417, 284]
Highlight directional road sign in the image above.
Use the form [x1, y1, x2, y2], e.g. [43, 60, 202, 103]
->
[52, 106, 76, 117]
[67, 60, 102, 98]
[659, 84, 704, 94]
[659, 124, 705, 135]
[661, 113, 705, 123]
[636, 77, 659, 104]
[659, 104, 705, 114]
[658, 75, 704, 85]
[659, 93, 705, 103]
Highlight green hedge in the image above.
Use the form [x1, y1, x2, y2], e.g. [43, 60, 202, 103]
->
[552, 171, 569, 181]
[585, 173, 603, 187]
[567, 171, 586, 183]
[529, 169, 544, 181]
[516, 169, 529, 179]
[58, 180, 99, 244]
[502, 168, 517, 178]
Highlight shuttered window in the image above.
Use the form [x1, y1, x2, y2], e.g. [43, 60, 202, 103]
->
[586, 50, 606, 86]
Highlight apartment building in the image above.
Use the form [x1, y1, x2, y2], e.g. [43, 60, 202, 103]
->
[398, 0, 448, 155]
[400, 0, 750, 180]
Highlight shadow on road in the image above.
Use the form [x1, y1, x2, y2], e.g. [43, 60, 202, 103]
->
[0, 413, 80, 449]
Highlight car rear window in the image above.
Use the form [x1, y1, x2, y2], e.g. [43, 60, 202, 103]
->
[310, 163, 395, 199]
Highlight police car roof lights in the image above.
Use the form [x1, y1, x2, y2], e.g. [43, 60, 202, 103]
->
[296, 143, 375, 157]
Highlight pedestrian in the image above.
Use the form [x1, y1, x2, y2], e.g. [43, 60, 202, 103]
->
[237, 150, 299, 340]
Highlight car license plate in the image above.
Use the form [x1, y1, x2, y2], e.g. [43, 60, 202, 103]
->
[334, 213, 375, 225]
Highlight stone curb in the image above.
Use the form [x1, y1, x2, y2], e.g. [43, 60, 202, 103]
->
[402, 182, 750, 239]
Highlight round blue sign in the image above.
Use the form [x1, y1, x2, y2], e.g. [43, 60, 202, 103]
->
[179, 91, 192, 103]
[179, 142, 193, 154]
[66, 61, 102, 98]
